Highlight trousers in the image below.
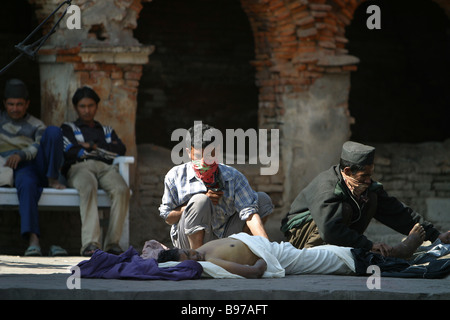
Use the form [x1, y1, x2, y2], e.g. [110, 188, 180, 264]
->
[287, 192, 378, 249]
[13, 126, 64, 238]
[173, 192, 273, 249]
[67, 159, 130, 254]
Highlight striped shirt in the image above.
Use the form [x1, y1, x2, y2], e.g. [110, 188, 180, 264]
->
[159, 162, 259, 238]
[0, 110, 46, 161]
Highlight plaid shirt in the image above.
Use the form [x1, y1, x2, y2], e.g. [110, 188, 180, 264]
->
[159, 162, 259, 238]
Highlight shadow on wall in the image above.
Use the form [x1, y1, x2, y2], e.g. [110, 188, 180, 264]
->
[346, 0, 450, 143]
[134, 0, 258, 149]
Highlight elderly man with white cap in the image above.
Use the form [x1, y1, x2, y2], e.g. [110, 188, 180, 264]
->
[281, 141, 450, 258]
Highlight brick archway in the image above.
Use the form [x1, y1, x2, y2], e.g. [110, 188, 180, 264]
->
[240, 0, 362, 126]
[240, 0, 450, 205]
[23, 0, 450, 231]
[241, 0, 449, 131]
[239, 0, 363, 204]
[134, 0, 259, 149]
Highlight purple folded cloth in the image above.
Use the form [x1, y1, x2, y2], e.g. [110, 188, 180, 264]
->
[77, 246, 203, 280]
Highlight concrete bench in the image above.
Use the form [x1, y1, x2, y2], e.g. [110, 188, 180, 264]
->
[0, 156, 134, 250]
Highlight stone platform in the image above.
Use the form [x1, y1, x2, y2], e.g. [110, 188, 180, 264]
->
[1, 255, 449, 302]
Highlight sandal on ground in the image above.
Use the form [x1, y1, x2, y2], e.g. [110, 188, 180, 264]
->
[106, 245, 124, 255]
[24, 245, 42, 256]
[82, 244, 100, 257]
[48, 245, 68, 257]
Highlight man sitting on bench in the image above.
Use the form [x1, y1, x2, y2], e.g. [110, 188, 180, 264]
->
[0, 79, 66, 256]
[61, 86, 130, 257]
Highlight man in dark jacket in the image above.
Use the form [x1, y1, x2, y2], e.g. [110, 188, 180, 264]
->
[61, 86, 130, 256]
[281, 141, 450, 257]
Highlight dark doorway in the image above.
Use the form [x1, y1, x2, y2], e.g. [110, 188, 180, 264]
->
[0, 1, 41, 118]
[134, 0, 258, 149]
[346, 0, 450, 143]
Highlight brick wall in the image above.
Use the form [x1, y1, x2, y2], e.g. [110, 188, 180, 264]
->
[240, 0, 362, 131]
[373, 140, 450, 220]
[365, 139, 450, 245]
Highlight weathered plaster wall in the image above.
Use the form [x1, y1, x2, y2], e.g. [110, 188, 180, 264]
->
[29, 0, 153, 172]
[282, 73, 352, 202]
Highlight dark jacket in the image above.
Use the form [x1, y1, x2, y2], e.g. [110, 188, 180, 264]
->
[281, 165, 440, 250]
[61, 119, 126, 176]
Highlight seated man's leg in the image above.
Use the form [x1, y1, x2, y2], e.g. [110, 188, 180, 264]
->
[175, 193, 214, 249]
[34, 126, 65, 189]
[67, 160, 102, 255]
[290, 201, 357, 249]
[97, 162, 130, 253]
[14, 163, 43, 247]
[287, 219, 325, 249]
[225, 192, 273, 237]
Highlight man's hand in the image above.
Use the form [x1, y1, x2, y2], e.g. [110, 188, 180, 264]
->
[205, 189, 223, 205]
[79, 141, 97, 150]
[371, 242, 393, 256]
[165, 204, 187, 225]
[5, 154, 21, 169]
[438, 231, 450, 244]
[253, 259, 267, 278]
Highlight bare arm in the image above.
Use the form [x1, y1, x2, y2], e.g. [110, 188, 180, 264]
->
[207, 257, 267, 279]
[245, 213, 269, 239]
[165, 204, 187, 225]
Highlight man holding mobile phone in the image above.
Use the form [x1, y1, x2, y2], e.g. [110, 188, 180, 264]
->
[159, 123, 273, 250]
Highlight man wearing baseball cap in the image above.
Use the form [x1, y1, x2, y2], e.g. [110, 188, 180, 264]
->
[281, 141, 450, 258]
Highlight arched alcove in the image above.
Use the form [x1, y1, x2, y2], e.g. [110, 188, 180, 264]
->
[346, 0, 450, 143]
[134, 0, 258, 149]
[0, 0, 41, 118]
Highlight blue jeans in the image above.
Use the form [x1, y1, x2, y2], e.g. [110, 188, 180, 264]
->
[13, 126, 64, 238]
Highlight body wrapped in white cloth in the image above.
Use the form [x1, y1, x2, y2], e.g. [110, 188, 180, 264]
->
[159, 233, 356, 278]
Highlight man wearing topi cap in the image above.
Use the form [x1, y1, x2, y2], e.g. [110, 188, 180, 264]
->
[281, 141, 450, 257]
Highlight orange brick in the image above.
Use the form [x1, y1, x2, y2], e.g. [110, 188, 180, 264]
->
[56, 55, 81, 63]
[325, 67, 342, 73]
[269, 0, 284, 11]
[90, 71, 109, 79]
[76, 71, 90, 83]
[56, 47, 81, 55]
[124, 71, 142, 80]
[342, 65, 358, 71]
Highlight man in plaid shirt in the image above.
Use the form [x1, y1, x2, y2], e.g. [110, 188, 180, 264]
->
[159, 123, 273, 249]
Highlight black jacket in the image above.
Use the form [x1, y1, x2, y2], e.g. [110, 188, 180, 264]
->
[61, 119, 126, 176]
[282, 165, 440, 250]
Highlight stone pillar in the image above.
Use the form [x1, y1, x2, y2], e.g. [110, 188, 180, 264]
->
[29, 0, 153, 184]
[240, 0, 361, 209]
[38, 45, 154, 166]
